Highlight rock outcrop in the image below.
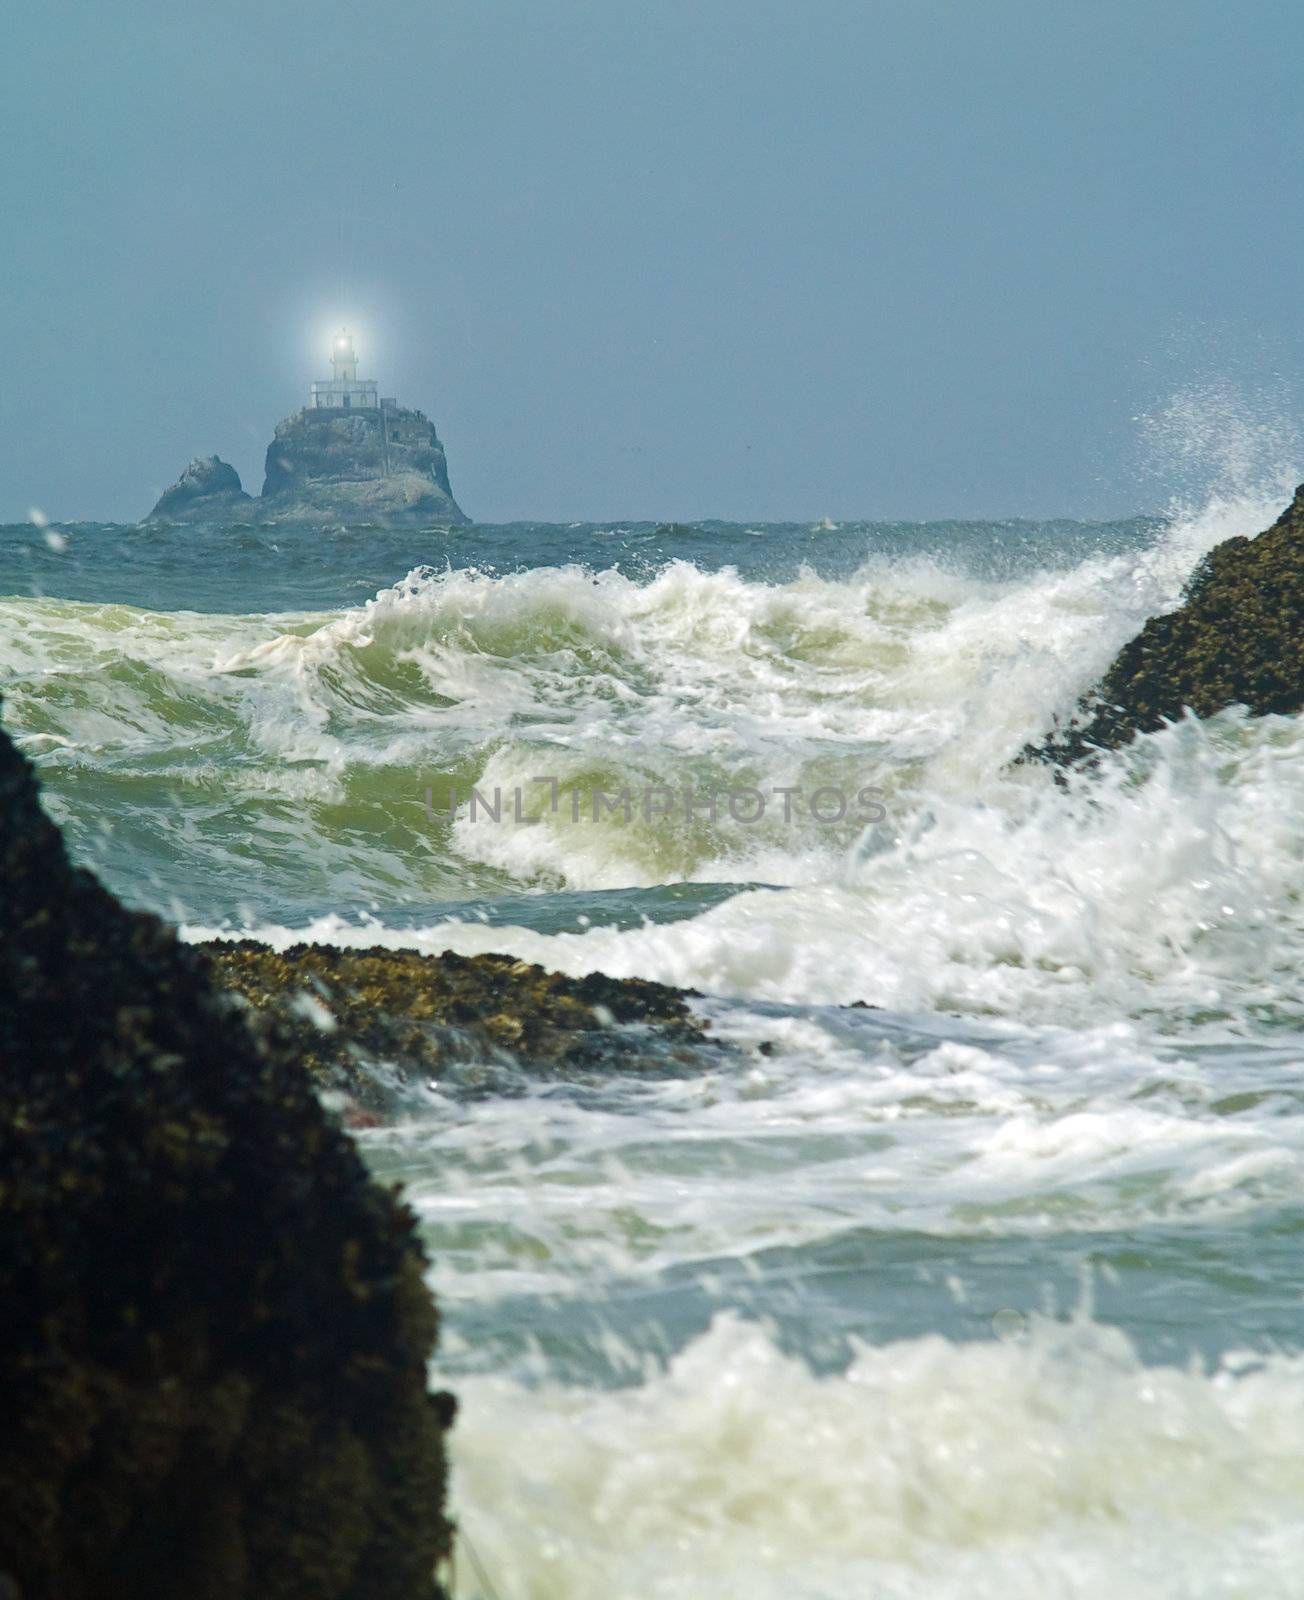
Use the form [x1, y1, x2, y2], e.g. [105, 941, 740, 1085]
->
[260, 406, 466, 526]
[0, 709, 453, 1600]
[199, 940, 724, 1111]
[144, 455, 252, 523]
[146, 408, 467, 527]
[1026, 484, 1304, 767]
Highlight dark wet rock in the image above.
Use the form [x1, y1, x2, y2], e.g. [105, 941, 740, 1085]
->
[198, 940, 726, 1108]
[1025, 484, 1304, 767]
[144, 455, 252, 523]
[0, 713, 452, 1600]
[259, 406, 467, 527]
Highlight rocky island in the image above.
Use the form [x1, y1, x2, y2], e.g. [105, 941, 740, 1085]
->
[146, 454, 253, 522]
[145, 331, 468, 527]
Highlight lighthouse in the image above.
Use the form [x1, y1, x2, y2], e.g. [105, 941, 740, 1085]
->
[310, 329, 379, 411]
[148, 324, 468, 522]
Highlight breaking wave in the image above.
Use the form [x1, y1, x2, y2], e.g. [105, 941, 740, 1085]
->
[9, 483, 1304, 1599]
[445, 1311, 1304, 1600]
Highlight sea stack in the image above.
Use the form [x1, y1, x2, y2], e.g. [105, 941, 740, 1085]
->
[146, 330, 468, 526]
[144, 454, 253, 523]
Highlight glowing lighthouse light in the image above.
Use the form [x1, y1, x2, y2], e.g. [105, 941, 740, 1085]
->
[310, 328, 377, 411]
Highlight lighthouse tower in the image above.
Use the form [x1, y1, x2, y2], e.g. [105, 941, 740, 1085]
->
[310, 329, 379, 411]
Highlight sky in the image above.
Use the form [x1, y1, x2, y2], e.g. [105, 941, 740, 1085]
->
[5, 0, 1304, 525]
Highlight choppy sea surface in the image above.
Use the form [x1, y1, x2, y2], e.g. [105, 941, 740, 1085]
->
[7, 503, 1304, 1597]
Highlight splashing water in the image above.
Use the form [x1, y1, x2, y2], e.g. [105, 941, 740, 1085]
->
[5, 486, 1304, 1596]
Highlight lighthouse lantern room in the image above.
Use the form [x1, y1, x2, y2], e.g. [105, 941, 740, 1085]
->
[310, 330, 379, 411]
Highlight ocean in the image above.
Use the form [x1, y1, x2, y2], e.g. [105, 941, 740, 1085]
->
[6, 499, 1304, 1597]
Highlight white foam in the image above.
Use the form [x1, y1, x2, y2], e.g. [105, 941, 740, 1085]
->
[445, 1312, 1304, 1599]
[189, 697, 1304, 1032]
[13, 484, 1283, 907]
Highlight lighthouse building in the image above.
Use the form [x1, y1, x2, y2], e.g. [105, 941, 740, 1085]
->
[310, 330, 381, 411]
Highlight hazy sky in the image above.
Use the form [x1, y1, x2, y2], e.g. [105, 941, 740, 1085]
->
[6, 0, 1304, 524]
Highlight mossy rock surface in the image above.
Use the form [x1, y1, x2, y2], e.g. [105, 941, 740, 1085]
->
[0, 712, 452, 1600]
[199, 940, 722, 1108]
[1026, 484, 1304, 766]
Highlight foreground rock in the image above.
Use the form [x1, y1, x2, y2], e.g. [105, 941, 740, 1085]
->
[144, 454, 253, 523]
[0, 715, 452, 1600]
[200, 940, 724, 1110]
[1027, 484, 1304, 766]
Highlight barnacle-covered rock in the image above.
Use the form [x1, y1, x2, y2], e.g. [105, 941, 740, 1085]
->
[199, 940, 724, 1109]
[1026, 484, 1304, 766]
[0, 710, 452, 1600]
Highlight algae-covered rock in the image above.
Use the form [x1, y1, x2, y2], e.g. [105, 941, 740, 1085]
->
[0, 712, 452, 1600]
[199, 940, 722, 1109]
[1027, 484, 1304, 766]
